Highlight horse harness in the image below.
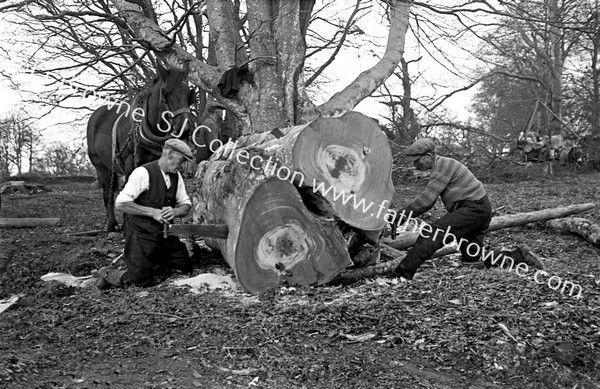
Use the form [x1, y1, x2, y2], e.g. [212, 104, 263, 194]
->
[111, 85, 192, 176]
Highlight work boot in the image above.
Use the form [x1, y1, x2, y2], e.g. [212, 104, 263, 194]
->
[513, 244, 544, 269]
[94, 266, 126, 290]
[391, 265, 413, 281]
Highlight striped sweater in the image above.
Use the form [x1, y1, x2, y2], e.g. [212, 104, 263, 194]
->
[404, 156, 486, 217]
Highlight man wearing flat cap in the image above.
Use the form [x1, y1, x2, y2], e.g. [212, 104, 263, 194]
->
[95, 138, 195, 289]
[390, 138, 541, 281]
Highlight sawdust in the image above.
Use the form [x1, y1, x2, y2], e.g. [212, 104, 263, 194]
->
[171, 273, 239, 294]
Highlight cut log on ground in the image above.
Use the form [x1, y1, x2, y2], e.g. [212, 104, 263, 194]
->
[193, 111, 395, 293]
[0, 218, 61, 228]
[69, 229, 105, 237]
[336, 244, 458, 283]
[385, 203, 597, 250]
[193, 155, 352, 294]
[545, 217, 600, 246]
[219, 111, 394, 233]
[336, 243, 545, 282]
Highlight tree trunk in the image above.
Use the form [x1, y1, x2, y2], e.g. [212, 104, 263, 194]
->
[545, 217, 600, 246]
[548, 0, 563, 140]
[592, 0, 600, 136]
[386, 203, 597, 250]
[192, 111, 394, 292]
[226, 111, 394, 232]
[193, 155, 351, 294]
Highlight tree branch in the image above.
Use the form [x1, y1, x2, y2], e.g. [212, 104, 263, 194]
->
[304, 0, 365, 87]
[319, 0, 411, 117]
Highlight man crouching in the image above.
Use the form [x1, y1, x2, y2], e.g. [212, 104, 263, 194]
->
[95, 139, 195, 289]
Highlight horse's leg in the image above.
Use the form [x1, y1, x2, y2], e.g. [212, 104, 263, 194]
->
[93, 161, 119, 232]
[107, 170, 120, 232]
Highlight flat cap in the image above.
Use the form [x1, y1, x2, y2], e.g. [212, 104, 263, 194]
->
[405, 138, 435, 161]
[164, 138, 194, 162]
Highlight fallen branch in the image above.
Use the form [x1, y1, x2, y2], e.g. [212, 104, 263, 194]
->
[69, 229, 105, 236]
[544, 217, 600, 246]
[336, 244, 458, 282]
[385, 203, 596, 250]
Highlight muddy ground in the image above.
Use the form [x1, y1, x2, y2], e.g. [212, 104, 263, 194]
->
[1, 171, 599, 389]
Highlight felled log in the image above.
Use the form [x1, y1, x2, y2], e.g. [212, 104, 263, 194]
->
[489, 203, 596, 229]
[545, 217, 600, 246]
[193, 152, 352, 294]
[226, 111, 394, 232]
[193, 112, 395, 293]
[336, 244, 457, 282]
[0, 218, 61, 228]
[386, 203, 597, 250]
[69, 229, 105, 236]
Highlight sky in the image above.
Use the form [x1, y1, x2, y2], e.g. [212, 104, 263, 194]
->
[0, 1, 480, 147]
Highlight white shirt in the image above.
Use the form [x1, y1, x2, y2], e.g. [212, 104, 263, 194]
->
[115, 166, 192, 207]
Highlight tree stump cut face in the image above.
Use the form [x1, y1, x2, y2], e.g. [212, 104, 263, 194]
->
[255, 221, 313, 273]
[317, 145, 366, 194]
[293, 111, 395, 231]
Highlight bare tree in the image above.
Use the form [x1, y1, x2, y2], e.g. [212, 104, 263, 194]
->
[578, 0, 600, 136]
[0, 0, 411, 134]
[0, 112, 40, 176]
[375, 0, 594, 158]
[0, 0, 159, 126]
[35, 141, 95, 176]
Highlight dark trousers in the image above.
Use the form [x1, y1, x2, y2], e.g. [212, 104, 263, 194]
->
[396, 195, 492, 280]
[122, 226, 193, 287]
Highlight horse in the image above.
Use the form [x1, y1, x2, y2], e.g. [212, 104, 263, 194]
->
[87, 63, 197, 232]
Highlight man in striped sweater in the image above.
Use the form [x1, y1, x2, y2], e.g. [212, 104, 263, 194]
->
[391, 139, 541, 280]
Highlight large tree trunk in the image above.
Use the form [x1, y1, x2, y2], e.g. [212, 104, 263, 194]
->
[219, 111, 394, 232]
[193, 155, 352, 294]
[386, 203, 597, 250]
[545, 217, 600, 246]
[193, 112, 394, 293]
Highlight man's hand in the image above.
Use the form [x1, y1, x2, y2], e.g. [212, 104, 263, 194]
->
[160, 206, 175, 221]
[151, 208, 169, 224]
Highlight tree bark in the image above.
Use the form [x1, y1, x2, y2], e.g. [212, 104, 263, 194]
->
[193, 154, 351, 294]
[385, 203, 597, 250]
[545, 217, 600, 246]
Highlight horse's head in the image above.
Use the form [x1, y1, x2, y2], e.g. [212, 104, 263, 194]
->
[150, 62, 197, 140]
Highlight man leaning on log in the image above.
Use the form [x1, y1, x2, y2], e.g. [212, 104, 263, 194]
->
[95, 139, 195, 289]
[389, 138, 543, 281]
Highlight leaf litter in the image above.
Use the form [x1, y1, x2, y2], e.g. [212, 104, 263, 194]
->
[0, 174, 598, 388]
